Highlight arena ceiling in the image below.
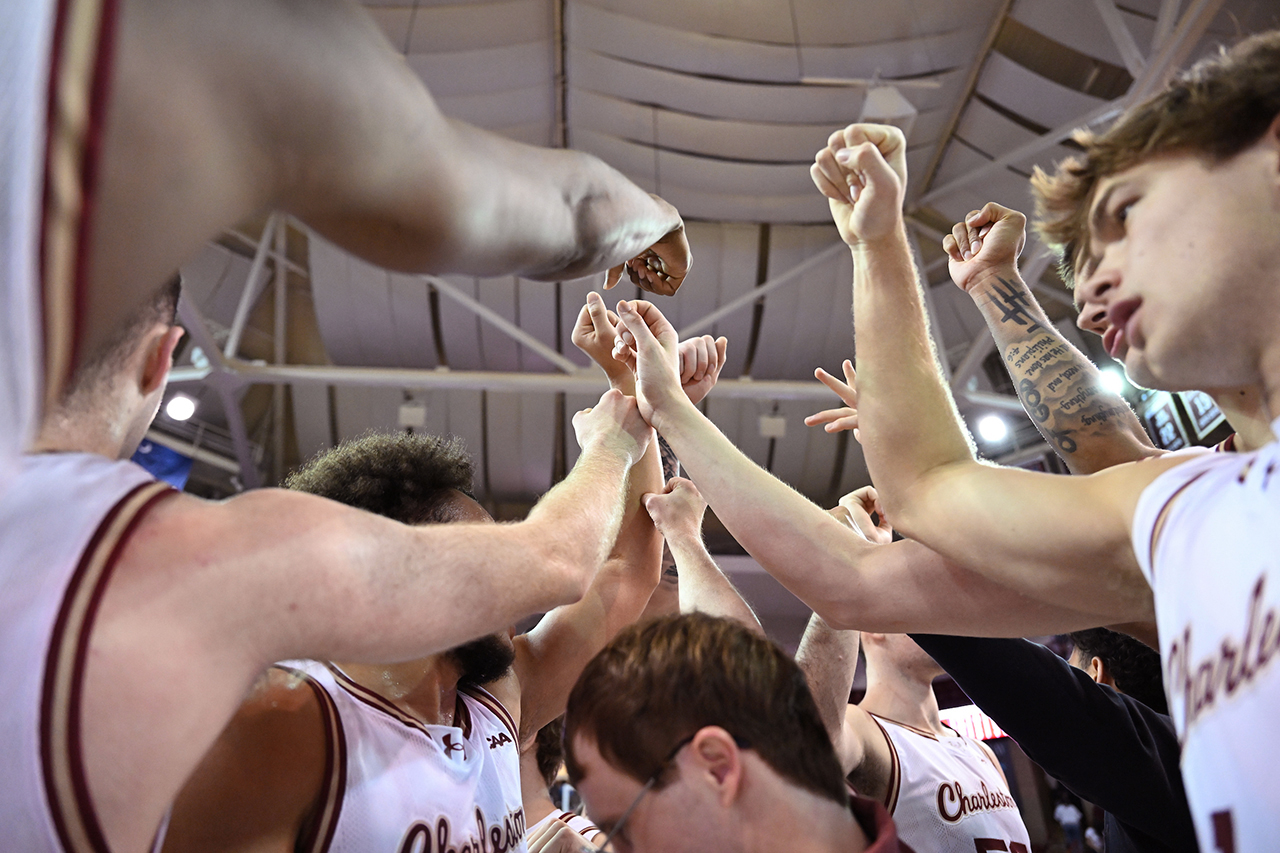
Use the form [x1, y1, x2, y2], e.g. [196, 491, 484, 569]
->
[163, 0, 1277, 529]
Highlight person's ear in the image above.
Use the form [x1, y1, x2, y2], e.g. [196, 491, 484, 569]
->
[684, 727, 744, 807]
[140, 326, 185, 396]
[1089, 655, 1116, 688]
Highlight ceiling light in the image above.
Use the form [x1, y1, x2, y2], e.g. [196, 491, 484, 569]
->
[165, 395, 196, 421]
[977, 415, 1008, 443]
[1099, 369, 1127, 395]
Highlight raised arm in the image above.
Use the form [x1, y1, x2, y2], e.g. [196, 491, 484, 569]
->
[611, 300, 1137, 633]
[945, 203, 1158, 474]
[812, 123, 1170, 618]
[643, 478, 764, 635]
[89, 0, 688, 360]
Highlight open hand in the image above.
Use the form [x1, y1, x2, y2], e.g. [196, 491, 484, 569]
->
[810, 123, 907, 247]
[804, 359, 860, 441]
[943, 202, 1027, 293]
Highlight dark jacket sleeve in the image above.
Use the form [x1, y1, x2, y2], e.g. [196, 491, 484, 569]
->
[909, 634, 1197, 853]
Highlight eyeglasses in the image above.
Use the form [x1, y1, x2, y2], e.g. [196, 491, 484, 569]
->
[589, 733, 750, 852]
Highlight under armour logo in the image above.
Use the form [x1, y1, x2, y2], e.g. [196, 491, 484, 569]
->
[442, 734, 465, 756]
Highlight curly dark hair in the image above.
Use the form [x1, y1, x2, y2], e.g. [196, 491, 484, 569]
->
[1068, 628, 1167, 715]
[284, 431, 475, 524]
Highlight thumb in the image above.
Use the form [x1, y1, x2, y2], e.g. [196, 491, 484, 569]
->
[848, 142, 900, 204]
[616, 301, 665, 359]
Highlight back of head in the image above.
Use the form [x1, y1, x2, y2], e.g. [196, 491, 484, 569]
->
[284, 432, 474, 524]
[59, 274, 182, 411]
[1069, 628, 1168, 715]
[1032, 30, 1280, 283]
[564, 612, 849, 806]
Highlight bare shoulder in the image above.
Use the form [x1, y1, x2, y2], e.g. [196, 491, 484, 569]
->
[162, 667, 330, 852]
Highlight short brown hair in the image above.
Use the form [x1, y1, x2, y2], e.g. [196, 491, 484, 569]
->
[563, 613, 849, 806]
[1032, 30, 1280, 285]
[62, 273, 182, 402]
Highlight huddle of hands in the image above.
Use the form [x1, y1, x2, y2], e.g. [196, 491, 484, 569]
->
[573, 120, 1033, 563]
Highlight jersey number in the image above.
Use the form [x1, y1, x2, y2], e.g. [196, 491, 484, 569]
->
[1212, 810, 1235, 853]
[974, 840, 1028, 853]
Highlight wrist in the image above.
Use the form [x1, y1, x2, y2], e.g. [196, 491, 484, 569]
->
[965, 263, 1023, 297]
[649, 393, 698, 438]
[848, 224, 910, 258]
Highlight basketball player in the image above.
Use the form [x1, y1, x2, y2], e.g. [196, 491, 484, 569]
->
[564, 612, 909, 853]
[160, 428, 662, 852]
[0, 279, 654, 853]
[2, 0, 691, 491]
[795, 497, 1028, 853]
[797, 31, 1280, 850]
[523, 719, 607, 853]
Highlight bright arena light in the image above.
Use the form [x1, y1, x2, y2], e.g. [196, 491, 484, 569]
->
[165, 395, 196, 421]
[1099, 369, 1127, 395]
[977, 415, 1009, 443]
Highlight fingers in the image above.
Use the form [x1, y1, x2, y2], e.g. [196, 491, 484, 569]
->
[713, 336, 728, 370]
[814, 367, 857, 407]
[605, 264, 623, 290]
[679, 336, 712, 384]
[811, 150, 855, 205]
[585, 290, 613, 333]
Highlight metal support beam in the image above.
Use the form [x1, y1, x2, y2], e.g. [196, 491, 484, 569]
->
[425, 275, 582, 374]
[1091, 0, 1148, 77]
[679, 241, 846, 338]
[959, 389, 1028, 412]
[177, 296, 261, 488]
[1152, 0, 1183, 52]
[272, 220, 288, 485]
[225, 213, 279, 359]
[950, 336, 995, 393]
[145, 429, 241, 474]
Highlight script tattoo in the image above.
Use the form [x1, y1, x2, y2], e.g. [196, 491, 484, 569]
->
[990, 277, 1043, 334]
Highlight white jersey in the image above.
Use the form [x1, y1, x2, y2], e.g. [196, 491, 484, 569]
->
[1133, 431, 1280, 853]
[1, 0, 115, 494]
[282, 660, 528, 853]
[873, 715, 1031, 853]
[0, 453, 170, 853]
[528, 811, 601, 845]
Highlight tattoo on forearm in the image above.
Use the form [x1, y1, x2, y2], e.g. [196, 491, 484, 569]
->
[659, 436, 680, 481]
[990, 277, 1044, 334]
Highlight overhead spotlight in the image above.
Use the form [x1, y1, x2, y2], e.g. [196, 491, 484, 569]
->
[1099, 369, 1127, 395]
[977, 415, 1008, 444]
[165, 394, 196, 421]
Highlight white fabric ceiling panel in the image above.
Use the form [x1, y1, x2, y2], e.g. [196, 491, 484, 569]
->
[387, 274, 439, 369]
[976, 51, 1107, 132]
[516, 279, 563, 372]
[909, 106, 953, 149]
[436, 275, 486, 367]
[476, 275, 524, 372]
[660, 185, 831, 224]
[407, 42, 553, 99]
[434, 84, 554, 131]
[929, 138, 996, 192]
[799, 30, 982, 80]
[181, 244, 254, 333]
[927, 280, 991, 355]
[310, 236, 436, 367]
[333, 385, 407, 440]
[372, 1, 551, 55]
[675, 222, 763, 379]
[749, 225, 851, 381]
[1011, 0, 1155, 68]
[570, 3, 802, 82]
[567, 48, 871, 123]
[583, 0, 796, 45]
[291, 384, 332, 463]
[793, 0, 996, 43]
[568, 89, 836, 163]
[483, 392, 555, 497]
[953, 98, 1042, 158]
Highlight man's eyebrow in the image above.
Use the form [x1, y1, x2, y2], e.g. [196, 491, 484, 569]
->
[1088, 182, 1118, 241]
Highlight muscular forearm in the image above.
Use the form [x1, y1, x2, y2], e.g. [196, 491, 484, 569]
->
[665, 531, 762, 634]
[850, 231, 976, 526]
[967, 270, 1157, 474]
[796, 613, 860, 763]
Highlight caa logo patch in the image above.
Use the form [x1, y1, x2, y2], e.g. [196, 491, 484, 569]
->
[487, 732, 513, 750]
